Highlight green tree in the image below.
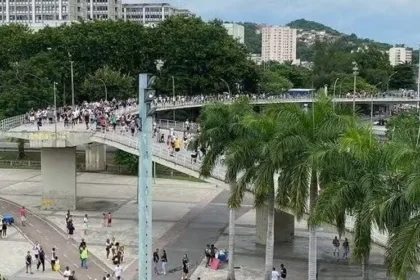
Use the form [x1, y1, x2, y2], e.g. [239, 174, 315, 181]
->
[310, 126, 385, 280]
[230, 108, 284, 280]
[389, 63, 416, 90]
[261, 70, 293, 93]
[266, 63, 312, 88]
[82, 65, 135, 101]
[272, 98, 354, 280]
[152, 17, 258, 95]
[114, 150, 138, 174]
[196, 98, 254, 280]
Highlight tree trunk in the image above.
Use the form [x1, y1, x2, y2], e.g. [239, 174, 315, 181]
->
[227, 207, 236, 280]
[17, 139, 25, 160]
[362, 256, 369, 280]
[308, 170, 318, 280]
[264, 189, 275, 280]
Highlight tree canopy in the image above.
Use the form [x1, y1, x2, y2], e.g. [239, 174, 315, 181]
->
[0, 17, 259, 118]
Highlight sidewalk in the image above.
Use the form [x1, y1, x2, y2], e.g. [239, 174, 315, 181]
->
[0, 198, 111, 280]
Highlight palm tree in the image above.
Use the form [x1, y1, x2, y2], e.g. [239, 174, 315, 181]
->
[195, 97, 253, 280]
[231, 109, 284, 280]
[371, 112, 420, 280]
[310, 126, 386, 280]
[270, 98, 355, 280]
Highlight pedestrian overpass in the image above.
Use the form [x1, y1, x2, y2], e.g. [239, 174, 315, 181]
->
[0, 97, 394, 245]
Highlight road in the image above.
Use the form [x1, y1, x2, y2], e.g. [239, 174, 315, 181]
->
[0, 198, 112, 280]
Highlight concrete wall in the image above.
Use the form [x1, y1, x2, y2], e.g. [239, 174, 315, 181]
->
[256, 205, 295, 244]
[41, 147, 77, 210]
[85, 143, 106, 171]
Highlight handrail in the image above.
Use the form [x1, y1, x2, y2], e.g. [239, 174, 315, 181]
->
[91, 129, 226, 181]
[2, 94, 420, 133]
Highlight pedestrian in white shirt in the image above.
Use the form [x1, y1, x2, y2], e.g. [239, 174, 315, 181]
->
[112, 264, 123, 279]
[271, 267, 280, 280]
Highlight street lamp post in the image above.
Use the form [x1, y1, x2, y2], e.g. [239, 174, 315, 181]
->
[70, 60, 75, 107]
[172, 75, 175, 121]
[417, 44, 420, 115]
[371, 82, 382, 122]
[220, 78, 231, 95]
[53, 81, 57, 136]
[98, 79, 108, 101]
[387, 71, 397, 92]
[333, 78, 339, 110]
[138, 73, 155, 280]
[352, 61, 359, 114]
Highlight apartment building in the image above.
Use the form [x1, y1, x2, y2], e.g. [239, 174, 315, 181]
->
[0, 0, 122, 27]
[122, 2, 194, 25]
[223, 23, 244, 44]
[261, 26, 297, 63]
[389, 47, 413, 66]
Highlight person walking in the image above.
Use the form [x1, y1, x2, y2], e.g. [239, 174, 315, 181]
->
[161, 249, 168, 275]
[67, 220, 75, 243]
[83, 214, 89, 236]
[20, 206, 27, 226]
[280, 264, 287, 280]
[204, 244, 211, 268]
[51, 247, 57, 270]
[343, 238, 350, 259]
[1, 220, 7, 238]
[69, 270, 77, 280]
[25, 251, 33, 274]
[80, 246, 89, 269]
[112, 264, 123, 279]
[37, 247, 45, 272]
[106, 238, 111, 259]
[332, 236, 340, 260]
[63, 266, 71, 277]
[271, 267, 280, 280]
[181, 254, 189, 280]
[153, 248, 160, 276]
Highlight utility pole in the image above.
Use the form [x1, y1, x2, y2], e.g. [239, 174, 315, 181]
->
[70, 60, 75, 108]
[417, 44, 420, 115]
[53, 82, 57, 136]
[352, 61, 359, 114]
[138, 73, 153, 280]
[172, 76, 175, 121]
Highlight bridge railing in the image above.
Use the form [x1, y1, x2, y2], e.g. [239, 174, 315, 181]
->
[92, 129, 226, 181]
[0, 114, 26, 132]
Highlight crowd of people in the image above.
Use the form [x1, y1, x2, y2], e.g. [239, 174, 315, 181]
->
[25, 98, 139, 133]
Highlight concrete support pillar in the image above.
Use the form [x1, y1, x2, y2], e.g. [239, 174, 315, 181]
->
[85, 143, 106, 171]
[256, 206, 295, 244]
[41, 147, 76, 210]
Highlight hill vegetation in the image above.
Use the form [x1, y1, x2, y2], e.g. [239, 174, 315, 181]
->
[286, 18, 341, 35]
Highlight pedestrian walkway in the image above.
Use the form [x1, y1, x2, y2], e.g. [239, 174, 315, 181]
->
[117, 191, 253, 280]
[0, 198, 110, 280]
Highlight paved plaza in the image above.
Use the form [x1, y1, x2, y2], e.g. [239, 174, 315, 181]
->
[0, 169, 392, 280]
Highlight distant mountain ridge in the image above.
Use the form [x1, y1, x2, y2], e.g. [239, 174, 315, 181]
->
[286, 18, 341, 36]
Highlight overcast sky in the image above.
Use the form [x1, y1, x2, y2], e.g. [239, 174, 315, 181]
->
[129, 0, 420, 48]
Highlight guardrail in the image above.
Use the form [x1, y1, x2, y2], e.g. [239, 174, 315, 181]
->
[92, 129, 226, 181]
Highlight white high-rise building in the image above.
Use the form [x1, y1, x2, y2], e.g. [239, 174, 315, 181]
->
[122, 2, 194, 25]
[261, 26, 297, 63]
[389, 47, 412, 66]
[223, 23, 244, 44]
[0, 0, 122, 28]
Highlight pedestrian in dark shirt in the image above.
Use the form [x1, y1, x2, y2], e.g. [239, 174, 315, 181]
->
[37, 247, 45, 272]
[153, 248, 160, 275]
[280, 264, 287, 279]
[25, 251, 33, 274]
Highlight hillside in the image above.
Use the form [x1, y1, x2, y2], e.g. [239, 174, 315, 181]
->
[286, 18, 341, 35]
[231, 19, 394, 61]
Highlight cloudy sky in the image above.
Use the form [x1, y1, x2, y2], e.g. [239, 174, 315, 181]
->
[132, 0, 420, 47]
